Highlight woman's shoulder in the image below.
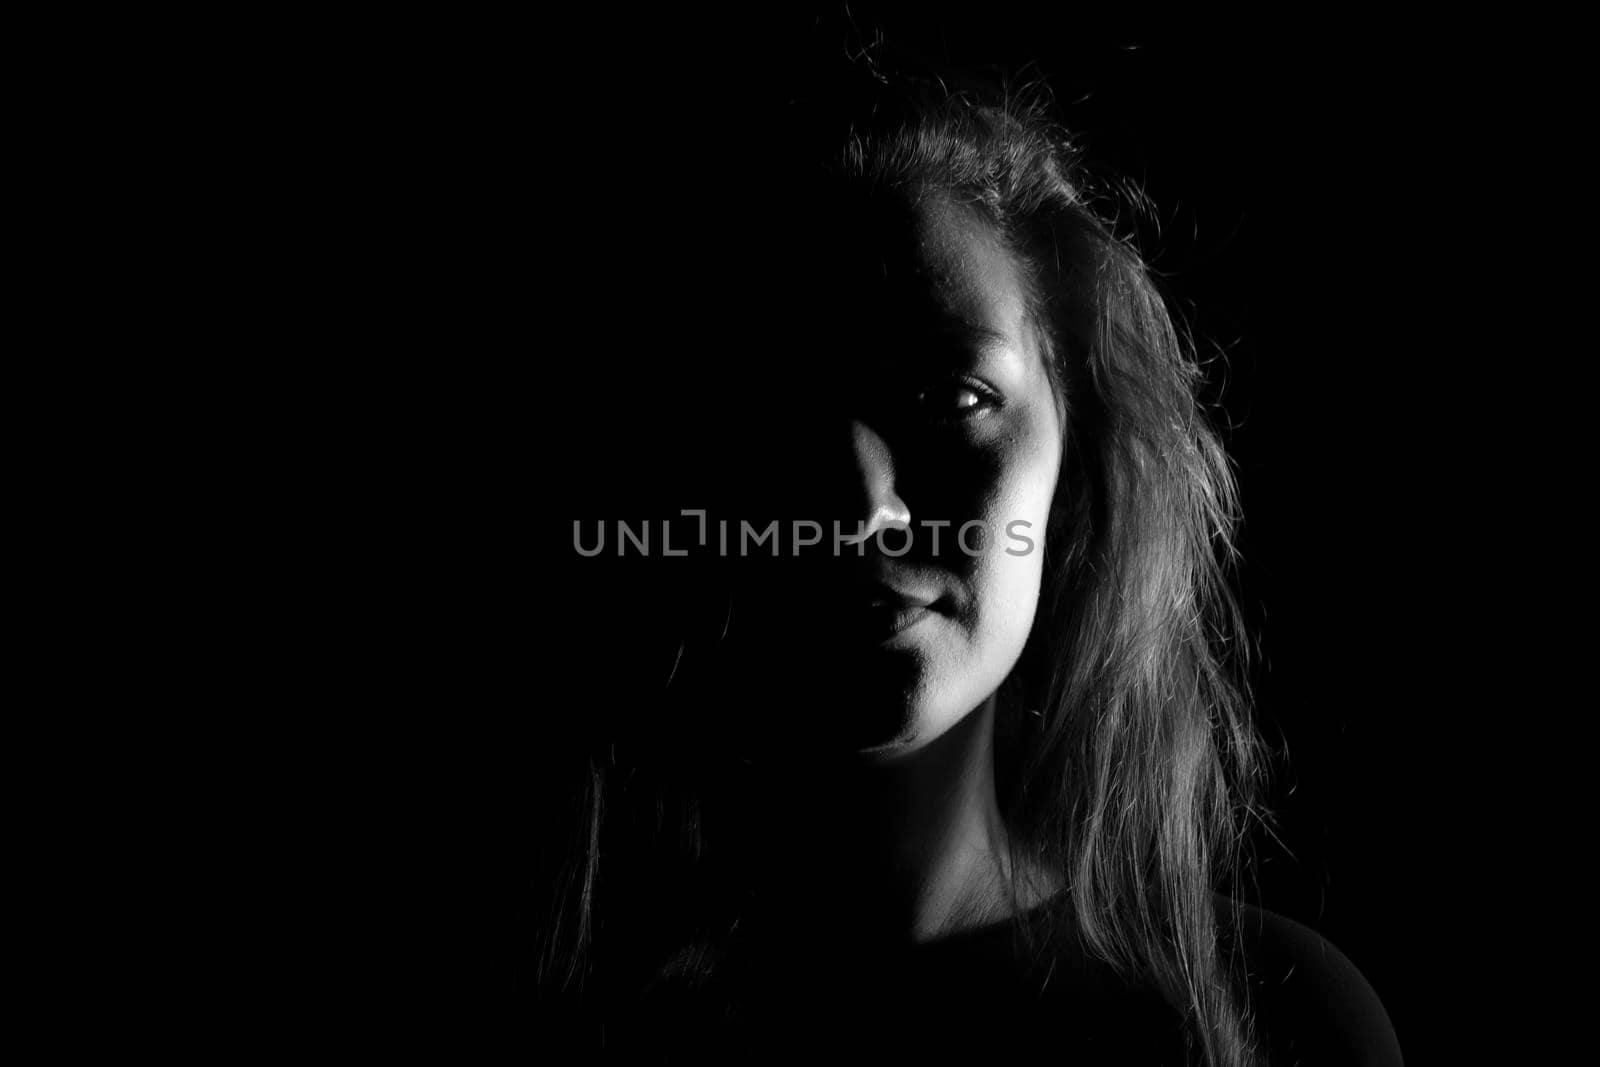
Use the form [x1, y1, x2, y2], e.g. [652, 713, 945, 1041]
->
[1220, 898, 1404, 1065]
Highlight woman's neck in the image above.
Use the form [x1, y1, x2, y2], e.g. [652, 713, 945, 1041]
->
[770, 696, 1050, 944]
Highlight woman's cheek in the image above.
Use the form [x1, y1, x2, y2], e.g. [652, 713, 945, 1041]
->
[973, 410, 1060, 671]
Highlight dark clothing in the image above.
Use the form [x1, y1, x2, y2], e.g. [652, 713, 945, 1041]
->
[614, 901, 1401, 1065]
[1232, 905, 1404, 1066]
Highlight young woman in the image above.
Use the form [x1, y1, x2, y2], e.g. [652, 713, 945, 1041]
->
[537, 53, 1402, 1066]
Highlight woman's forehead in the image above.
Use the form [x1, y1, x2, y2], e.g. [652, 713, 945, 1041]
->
[812, 191, 1035, 376]
[739, 180, 1043, 392]
[907, 195, 1031, 351]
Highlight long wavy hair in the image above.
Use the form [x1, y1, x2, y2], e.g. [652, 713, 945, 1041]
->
[536, 61, 1265, 1067]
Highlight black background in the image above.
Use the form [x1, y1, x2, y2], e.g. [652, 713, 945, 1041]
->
[319, 9, 1520, 1062]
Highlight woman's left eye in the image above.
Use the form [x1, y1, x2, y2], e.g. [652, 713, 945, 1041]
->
[918, 379, 1001, 419]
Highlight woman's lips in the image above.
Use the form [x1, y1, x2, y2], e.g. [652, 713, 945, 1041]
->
[864, 602, 933, 640]
[854, 585, 940, 642]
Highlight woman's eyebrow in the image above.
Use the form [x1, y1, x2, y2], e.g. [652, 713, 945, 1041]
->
[934, 317, 1014, 353]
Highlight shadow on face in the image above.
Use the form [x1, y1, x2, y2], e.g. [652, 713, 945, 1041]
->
[705, 184, 1065, 759]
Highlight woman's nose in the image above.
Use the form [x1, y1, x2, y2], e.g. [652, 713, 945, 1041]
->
[844, 419, 912, 543]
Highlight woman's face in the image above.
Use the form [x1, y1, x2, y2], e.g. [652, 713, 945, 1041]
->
[747, 190, 1065, 757]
